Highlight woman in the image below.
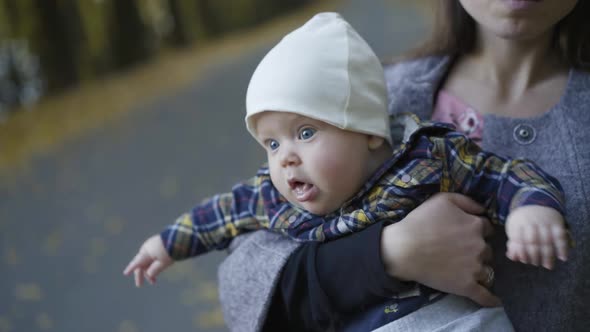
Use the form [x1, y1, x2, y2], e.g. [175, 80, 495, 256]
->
[218, 1, 590, 331]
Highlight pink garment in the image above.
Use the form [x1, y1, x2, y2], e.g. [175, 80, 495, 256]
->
[431, 90, 484, 145]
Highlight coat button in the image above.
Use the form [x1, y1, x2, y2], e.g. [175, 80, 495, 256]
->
[513, 124, 536, 145]
[401, 174, 412, 183]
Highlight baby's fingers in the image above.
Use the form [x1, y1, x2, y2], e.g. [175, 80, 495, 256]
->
[522, 226, 542, 266]
[123, 253, 152, 276]
[536, 226, 555, 269]
[506, 241, 526, 263]
[521, 225, 544, 266]
[134, 268, 144, 288]
[552, 225, 569, 261]
[540, 245, 555, 270]
[145, 260, 170, 284]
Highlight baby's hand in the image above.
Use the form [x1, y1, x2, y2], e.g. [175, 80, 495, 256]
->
[505, 205, 569, 270]
[123, 234, 173, 287]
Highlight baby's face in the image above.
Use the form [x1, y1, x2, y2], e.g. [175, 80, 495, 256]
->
[254, 111, 375, 215]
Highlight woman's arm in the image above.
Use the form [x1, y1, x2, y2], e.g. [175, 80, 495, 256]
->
[263, 193, 501, 330]
[264, 222, 408, 331]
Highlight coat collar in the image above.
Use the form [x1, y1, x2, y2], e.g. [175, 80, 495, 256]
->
[385, 55, 453, 121]
[385, 55, 590, 123]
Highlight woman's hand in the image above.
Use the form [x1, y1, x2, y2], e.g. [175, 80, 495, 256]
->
[380, 193, 501, 307]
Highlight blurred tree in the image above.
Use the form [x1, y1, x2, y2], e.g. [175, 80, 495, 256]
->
[0, 40, 43, 120]
[0, 1, 43, 118]
[167, 0, 208, 47]
[254, 0, 312, 22]
[203, 0, 259, 34]
[34, 0, 83, 91]
[195, 0, 221, 37]
[138, 0, 174, 48]
[197, 0, 312, 36]
[0, 2, 10, 40]
[2, 0, 36, 40]
[109, 0, 154, 68]
[0, 0, 312, 114]
[77, 0, 112, 77]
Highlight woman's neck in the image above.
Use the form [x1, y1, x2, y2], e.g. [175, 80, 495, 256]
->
[444, 27, 570, 118]
[463, 28, 566, 100]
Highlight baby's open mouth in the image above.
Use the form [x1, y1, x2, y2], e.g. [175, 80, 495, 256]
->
[288, 180, 318, 202]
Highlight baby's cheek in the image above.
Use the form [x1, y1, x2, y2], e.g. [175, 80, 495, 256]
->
[269, 168, 287, 196]
[317, 156, 363, 190]
[315, 155, 343, 176]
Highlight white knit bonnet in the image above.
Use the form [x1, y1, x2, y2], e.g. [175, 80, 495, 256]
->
[245, 12, 391, 145]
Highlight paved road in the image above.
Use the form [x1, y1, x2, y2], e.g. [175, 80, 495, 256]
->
[0, 1, 430, 331]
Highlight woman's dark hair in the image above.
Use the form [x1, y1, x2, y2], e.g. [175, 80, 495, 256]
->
[407, 0, 590, 70]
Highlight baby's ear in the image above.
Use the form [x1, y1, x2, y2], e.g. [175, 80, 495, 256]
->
[368, 136, 385, 150]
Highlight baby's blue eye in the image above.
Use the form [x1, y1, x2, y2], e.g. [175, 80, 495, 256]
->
[299, 127, 316, 140]
[267, 139, 280, 150]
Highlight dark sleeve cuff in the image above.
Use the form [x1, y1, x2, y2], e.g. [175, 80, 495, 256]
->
[316, 222, 414, 313]
[265, 222, 416, 331]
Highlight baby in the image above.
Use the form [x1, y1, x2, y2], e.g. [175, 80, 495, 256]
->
[124, 12, 569, 327]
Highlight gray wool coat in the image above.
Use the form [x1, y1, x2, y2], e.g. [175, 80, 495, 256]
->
[218, 56, 590, 332]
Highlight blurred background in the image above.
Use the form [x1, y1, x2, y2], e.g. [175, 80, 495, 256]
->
[0, 0, 432, 331]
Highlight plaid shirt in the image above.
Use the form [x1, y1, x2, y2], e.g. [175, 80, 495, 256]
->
[161, 119, 564, 260]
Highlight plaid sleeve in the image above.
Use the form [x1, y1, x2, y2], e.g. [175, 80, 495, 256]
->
[160, 170, 277, 260]
[428, 132, 565, 224]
